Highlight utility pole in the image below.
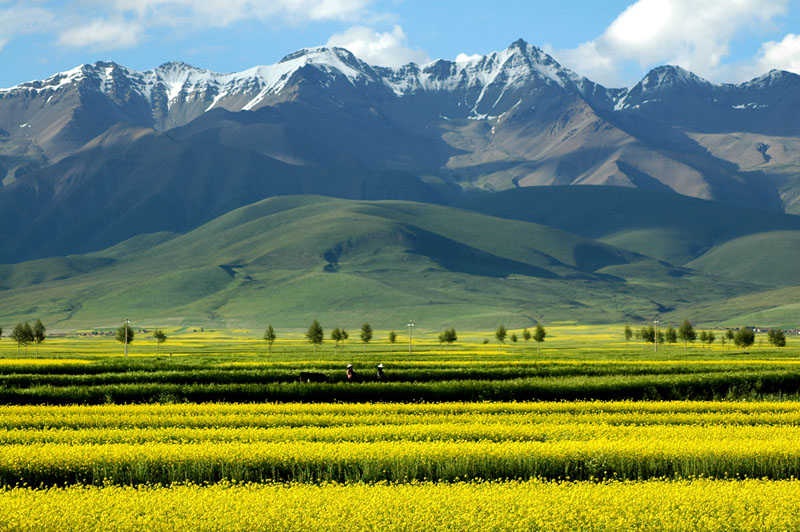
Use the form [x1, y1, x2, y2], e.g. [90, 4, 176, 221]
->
[653, 317, 659, 353]
[407, 320, 415, 356]
[124, 317, 130, 358]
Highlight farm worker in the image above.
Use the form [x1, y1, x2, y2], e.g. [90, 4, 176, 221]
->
[346, 364, 355, 382]
[376, 363, 386, 382]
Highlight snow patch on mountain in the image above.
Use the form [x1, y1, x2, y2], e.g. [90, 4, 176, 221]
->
[0, 40, 589, 116]
[3, 39, 796, 124]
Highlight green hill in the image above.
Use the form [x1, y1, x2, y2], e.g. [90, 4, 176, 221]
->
[460, 186, 800, 265]
[0, 194, 768, 330]
[686, 231, 800, 286]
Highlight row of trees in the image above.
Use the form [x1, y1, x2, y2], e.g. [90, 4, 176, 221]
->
[0, 319, 169, 356]
[266, 322, 388, 353]
[495, 325, 547, 352]
[261, 322, 548, 353]
[301, 321, 375, 354]
[624, 320, 787, 349]
[4, 320, 47, 354]
[114, 324, 168, 354]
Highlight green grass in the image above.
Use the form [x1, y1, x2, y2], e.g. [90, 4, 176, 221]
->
[460, 185, 800, 265]
[687, 230, 800, 286]
[1, 194, 798, 329]
[0, 326, 798, 404]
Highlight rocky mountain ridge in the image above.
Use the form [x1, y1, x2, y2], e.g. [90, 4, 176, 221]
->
[1, 39, 800, 263]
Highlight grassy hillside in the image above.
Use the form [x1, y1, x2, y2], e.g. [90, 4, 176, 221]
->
[665, 285, 800, 329]
[686, 231, 800, 286]
[0, 194, 774, 330]
[460, 186, 800, 265]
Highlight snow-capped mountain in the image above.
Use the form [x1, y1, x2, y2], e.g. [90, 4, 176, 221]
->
[1, 39, 800, 263]
[0, 39, 604, 134]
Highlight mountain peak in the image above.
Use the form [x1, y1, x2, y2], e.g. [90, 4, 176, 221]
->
[279, 46, 360, 66]
[640, 65, 712, 90]
[741, 69, 800, 90]
[155, 61, 202, 72]
[508, 38, 530, 51]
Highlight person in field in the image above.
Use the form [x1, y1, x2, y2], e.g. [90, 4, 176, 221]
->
[346, 364, 355, 382]
[376, 363, 386, 382]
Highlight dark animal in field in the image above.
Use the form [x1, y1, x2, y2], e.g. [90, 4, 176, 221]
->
[299, 372, 329, 383]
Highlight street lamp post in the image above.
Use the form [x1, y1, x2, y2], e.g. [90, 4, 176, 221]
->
[407, 321, 415, 356]
[653, 317, 659, 353]
[124, 317, 130, 358]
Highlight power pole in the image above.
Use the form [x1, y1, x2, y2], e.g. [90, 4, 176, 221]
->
[124, 317, 130, 358]
[407, 320, 415, 356]
[653, 317, 659, 353]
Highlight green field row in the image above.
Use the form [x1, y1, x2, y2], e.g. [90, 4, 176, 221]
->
[1, 369, 799, 403]
[4, 401, 800, 485]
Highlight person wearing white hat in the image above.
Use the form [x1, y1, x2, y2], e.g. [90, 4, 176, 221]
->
[346, 364, 355, 382]
[376, 363, 386, 382]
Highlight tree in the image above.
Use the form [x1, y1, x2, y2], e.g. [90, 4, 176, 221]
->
[533, 324, 546, 354]
[522, 328, 531, 342]
[263, 325, 276, 352]
[677, 319, 696, 351]
[510, 333, 518, 343]
[640, 326, 655, 344]
[705, 330, 715, 347]
[439, 327, 457, 350]
[725, 329, 735, 350]
[733, 327, 755, 350]
[665, 326, 677, 344]
[306, 320, 324, 354]
[10, 323, 33, 354]
[152, 329, 167, 354]
[341, 329, 349, 343]
[699, 330, 708, 347]
[32, 319, 46, 355]
[331, 327, 343, 347]
[624, 326, 633, 347]
[768, 328, 787, 347]
[116, 323, 134, 356]
[495, 325, 507, 344]
[388, 331, 397, 343]
[360, 323, 373, 353]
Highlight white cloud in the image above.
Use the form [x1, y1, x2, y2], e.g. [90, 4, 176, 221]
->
[58, 18, 142, 50]
[752, 33, 800, 76]
[1, 0, 377, 54]
[455, 53, 482, 63]
[0, 4, 56, 51]
[110, 0, 374, 27]
[551, 0, 790, 86]
[326, 25, 429, 67]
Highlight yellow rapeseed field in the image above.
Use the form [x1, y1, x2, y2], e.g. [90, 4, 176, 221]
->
[3, 401, 800, 484]
[2, 479, 800, 532]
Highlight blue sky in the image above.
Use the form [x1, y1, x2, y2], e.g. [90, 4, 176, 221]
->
[2, 0, 800, 88]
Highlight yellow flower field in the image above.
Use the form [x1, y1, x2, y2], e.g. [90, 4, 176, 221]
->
[2, 479, 800, 532]
[3, 402, 800, 484]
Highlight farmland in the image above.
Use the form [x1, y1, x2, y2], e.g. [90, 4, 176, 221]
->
[0, 325, 798, 404]
[1, 326, 800, 530]
[5, 401, 800, 485]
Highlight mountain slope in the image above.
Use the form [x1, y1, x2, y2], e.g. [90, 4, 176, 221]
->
[460, 186, 800, 265]
[0, 195, 762, 329]
[0, 119, 448, 262]
[1, 40, 800, 266]
[686, 231, 800, 286]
